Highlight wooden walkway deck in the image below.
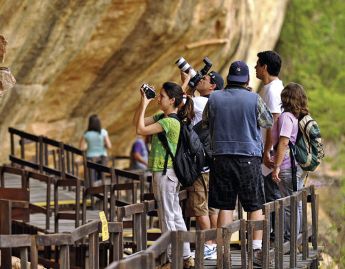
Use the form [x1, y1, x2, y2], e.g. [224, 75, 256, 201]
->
[3, 173, 100, 233]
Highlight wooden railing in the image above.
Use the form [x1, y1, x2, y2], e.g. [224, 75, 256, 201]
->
[0, 220, 123, 269]
[5, 127, 321, 268]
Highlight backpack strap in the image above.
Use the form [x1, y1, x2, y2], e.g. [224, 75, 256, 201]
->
[157, 132, 174, 175]
[288, 141, 298, 192]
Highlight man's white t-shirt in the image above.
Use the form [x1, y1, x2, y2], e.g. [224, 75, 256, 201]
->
[191, 96, 208, 126]
[260, 79, 284, 175]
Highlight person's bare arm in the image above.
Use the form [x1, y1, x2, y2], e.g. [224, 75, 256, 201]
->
[271, 136, 289, 183]
[79, 136, 87, 151]
[137, 120, 163, 136]
[136, 89, 164, 136]
[133, 86, 156, 126]
[133, 152, 148, 166]
[263, 113, 280, 168]
[180, 71, 195, 96]
[104, 134, 112, 149]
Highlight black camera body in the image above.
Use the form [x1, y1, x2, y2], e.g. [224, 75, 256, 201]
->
[141, 83, 156, 99]
[175, 57, 213, 88]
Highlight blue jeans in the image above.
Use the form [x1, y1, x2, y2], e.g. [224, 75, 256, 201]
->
[278, 166, 305, 240]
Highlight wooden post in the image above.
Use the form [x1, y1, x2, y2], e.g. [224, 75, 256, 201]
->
[46, 176, 51, 230]
[311, 185, 318, 250]
[247, 221, 254, 269]
[223, 227, 231, 269]
[302, 189, 308, 259]
[89, 231, 99, 269]
[290, 195, 297, 268]
[38, 136, 44, 173]
[60, 245, 70, 269]
[262, 204, 271, 268]
[30, 236, 38, 269]
[195, 230, 205, 268]
[54, 179, 59, 233]
[274, 200, 281, 269]
[76, 177, 80, 228]
[0, 199, 11, 269]
[240, 219, 247, 269]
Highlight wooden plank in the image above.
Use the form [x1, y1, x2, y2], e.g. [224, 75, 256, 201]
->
[240, 219, 247, 269]
[302, 189, 308, 260]
[8, 127, 40, 142]
[0, 201, 11, 269]
[118, 203, 145, 219]
[290, 194, 298, 268]
[36, 234, 73, 247]
[89, 231, 99, 269]
[311, 186, 318, 250]
[248, 221, 254, 269]
[9, 155, 40, 170]
[0, 234, 32, 248]
[72, 220, 99, 242]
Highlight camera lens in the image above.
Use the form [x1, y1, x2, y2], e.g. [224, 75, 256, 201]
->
[175, 57, 197, 77]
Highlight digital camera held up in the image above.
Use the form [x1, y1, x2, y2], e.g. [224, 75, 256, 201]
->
[175, 57, 212, 88]
[141, 83, 156, 99]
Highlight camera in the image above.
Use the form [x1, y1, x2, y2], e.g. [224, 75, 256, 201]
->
[141, 83, 156, 99]
[175, 57, 213, 88]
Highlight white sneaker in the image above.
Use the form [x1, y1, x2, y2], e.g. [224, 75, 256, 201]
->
[204, 244, 217, 260]
[190, 250, 195, 258]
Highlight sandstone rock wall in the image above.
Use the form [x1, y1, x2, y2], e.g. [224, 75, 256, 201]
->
[0, 0, 288, 161]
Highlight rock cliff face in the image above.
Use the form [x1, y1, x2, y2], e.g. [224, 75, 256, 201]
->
[0, 0, 288, 160]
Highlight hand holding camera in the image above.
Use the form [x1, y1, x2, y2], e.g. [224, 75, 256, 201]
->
[140, 83, 156, 100]
[175, 56, 212, 88]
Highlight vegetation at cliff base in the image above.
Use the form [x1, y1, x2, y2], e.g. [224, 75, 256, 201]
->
[276, 0, 345, 266]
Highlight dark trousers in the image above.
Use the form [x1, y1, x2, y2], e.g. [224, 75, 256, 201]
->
[263, 173, 281, 239]
[87, 156, 107, 186]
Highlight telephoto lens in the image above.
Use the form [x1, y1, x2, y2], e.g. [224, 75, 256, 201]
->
[141, 84, 156, 99]
[175, 57, 197, 78]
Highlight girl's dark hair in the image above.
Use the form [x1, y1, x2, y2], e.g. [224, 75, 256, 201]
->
[87, 114, 102, 133]
[281, 82, 309, 119]
[162, 82, 195, 124]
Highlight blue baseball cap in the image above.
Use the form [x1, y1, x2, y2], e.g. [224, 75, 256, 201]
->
[227, 61, 249, 83]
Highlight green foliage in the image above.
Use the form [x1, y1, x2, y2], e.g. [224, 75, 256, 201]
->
[277, 0, 345, 140]
[276, 0, 345, 266]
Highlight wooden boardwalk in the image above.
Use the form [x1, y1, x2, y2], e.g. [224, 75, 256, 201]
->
[2, 172, 321, 268]
[0, 127, 322, 268]
[3, 173, 100, 233]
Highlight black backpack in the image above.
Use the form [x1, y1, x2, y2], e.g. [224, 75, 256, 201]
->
[192, 120, 212, 164]
[157, 113, 205, 187]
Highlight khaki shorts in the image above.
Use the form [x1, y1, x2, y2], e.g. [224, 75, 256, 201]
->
[185, 173, 219, 217]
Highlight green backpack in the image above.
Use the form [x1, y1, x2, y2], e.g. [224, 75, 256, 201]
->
[293, 114, 325, 171]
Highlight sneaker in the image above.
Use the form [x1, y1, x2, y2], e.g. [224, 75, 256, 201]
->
[204, 244, 217, 260]
[190, 250, 195, 258]
[183, 256, 195, 269]
[253, 249, 262, 266]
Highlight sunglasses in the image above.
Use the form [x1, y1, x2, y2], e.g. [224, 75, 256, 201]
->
[209, 71, 216, 84]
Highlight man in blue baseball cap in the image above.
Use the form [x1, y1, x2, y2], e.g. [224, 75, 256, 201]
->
[203, 60, 273, 265]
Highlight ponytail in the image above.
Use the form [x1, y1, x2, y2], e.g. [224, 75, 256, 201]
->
[162, 81, 195, 124]
[178, 95, 195, 125]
